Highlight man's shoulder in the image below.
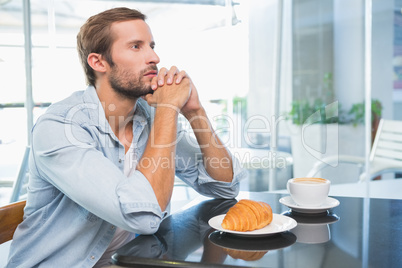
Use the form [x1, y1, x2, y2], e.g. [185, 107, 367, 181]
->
[46, 91, 86, 114]
[38, 89, 97, 125]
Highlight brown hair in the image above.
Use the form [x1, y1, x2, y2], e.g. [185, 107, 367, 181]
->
[77, 7, 146, 86]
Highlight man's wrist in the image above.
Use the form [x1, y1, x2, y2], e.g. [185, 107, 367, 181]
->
[183, 106, 205, 121]
[155, 104, 180, 117]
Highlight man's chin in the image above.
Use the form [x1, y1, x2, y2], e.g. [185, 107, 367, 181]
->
[145, 88, 154, 95]
[111, 86, 153, 100]
[138, 88, 153, 98]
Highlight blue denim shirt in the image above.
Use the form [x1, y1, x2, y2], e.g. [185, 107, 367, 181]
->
[6, 86, 246, 268]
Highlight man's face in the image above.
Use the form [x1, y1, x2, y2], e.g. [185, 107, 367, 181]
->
[108, 19, 160, 99]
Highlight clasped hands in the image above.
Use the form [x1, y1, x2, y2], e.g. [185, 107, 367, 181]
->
[143, 66, 202, 118]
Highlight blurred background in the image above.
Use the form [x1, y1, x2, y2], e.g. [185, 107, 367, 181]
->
[0, 0, 401, 200]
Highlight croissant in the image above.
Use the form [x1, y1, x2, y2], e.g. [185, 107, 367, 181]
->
[221, 199, 273, 232]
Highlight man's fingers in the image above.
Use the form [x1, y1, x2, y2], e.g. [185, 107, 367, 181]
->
[151, 76, 158, 90]
[143, 93, 154, 105]
[157, 67, 168, 86]
[153, 66, 188, 89]
[166, 66, 179, 84]
[175, 70, 188, 84]
[151, 67, 167, 90]
[158, 66, 180, 86]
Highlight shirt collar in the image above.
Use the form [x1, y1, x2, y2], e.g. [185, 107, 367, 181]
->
[82, 85, 152, 134]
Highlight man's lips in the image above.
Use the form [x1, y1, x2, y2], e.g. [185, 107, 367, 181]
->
[144, 70, 157, 77]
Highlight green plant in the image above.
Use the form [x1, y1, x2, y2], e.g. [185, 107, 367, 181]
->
[287, 98, 345, 125]
[233, 96, 247, 114]
[287, 99, 382, 126]
[348, 99, 382, 126]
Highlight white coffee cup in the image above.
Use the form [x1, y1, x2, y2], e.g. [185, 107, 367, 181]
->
[287, 177, 330, 207]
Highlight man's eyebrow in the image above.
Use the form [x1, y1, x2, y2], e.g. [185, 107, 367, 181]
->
[127, 40, 155, 47]
[128, 39, 143, 45]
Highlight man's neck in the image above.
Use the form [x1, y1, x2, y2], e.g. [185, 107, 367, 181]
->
[95, 84, 137, 150]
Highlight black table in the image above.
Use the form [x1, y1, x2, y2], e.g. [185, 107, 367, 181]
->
[111, 192, 402, 268]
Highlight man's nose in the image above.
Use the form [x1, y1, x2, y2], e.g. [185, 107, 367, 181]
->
[147, 48, 160, 65]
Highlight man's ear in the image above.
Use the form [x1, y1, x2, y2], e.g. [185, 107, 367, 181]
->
[87, 53, 107, 73]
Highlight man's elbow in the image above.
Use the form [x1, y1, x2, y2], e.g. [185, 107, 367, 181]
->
[124, 212, 164, 235]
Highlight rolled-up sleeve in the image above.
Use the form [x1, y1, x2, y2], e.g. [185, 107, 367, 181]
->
[117, 171, 168, 230]
[174, 130, 248, 199]
[31, 113, 166, 234]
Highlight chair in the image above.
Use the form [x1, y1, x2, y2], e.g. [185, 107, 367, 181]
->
[9, 146, 30, 203]
[0, 200, 26, 244]
[307, 119, 402, 181]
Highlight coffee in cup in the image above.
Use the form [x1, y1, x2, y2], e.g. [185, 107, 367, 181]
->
[287, 178, 330, 207]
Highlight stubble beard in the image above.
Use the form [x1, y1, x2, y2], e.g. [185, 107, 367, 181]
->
[109, 65, 157, 100]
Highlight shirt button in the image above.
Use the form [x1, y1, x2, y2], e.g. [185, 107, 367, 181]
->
[111, 226, 115, 230]
[91, 256, 95, 260]
[118, 159, 122, 163]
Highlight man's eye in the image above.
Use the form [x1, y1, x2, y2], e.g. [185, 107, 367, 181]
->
[132, 44, 139, 49]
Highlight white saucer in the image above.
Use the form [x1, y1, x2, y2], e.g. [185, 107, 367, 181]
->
[279, 196, 340, 214]
[208, 213, 297, 237]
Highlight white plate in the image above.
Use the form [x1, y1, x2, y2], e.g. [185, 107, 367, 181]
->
[208, 213, 297, 237]
[279, 196, 340, 214]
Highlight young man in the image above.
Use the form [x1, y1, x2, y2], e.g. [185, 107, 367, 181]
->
[6, 7, 245, 267]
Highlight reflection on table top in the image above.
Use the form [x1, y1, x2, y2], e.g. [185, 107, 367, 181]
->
[111, 191, 402, 268]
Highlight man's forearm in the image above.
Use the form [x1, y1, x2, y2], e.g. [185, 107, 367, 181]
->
[137, 106, 178, 211]
[185, 107, 233, 182]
